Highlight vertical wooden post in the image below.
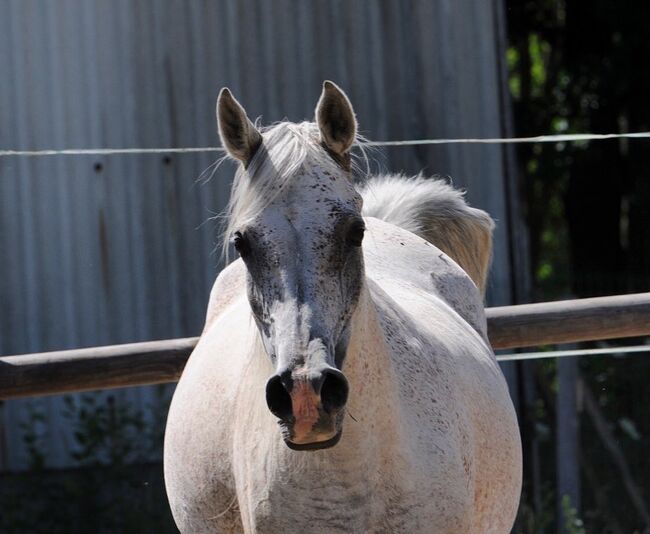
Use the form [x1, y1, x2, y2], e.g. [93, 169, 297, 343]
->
[556, 353, 581, 530]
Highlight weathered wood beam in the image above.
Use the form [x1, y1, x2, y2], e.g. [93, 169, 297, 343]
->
[1, 293, 649, 400]
[486, 292, 650, 349]
[0, 337, 198, 400]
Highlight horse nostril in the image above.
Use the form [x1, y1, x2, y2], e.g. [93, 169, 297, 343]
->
[320, 369, 349, 414]
[265, 375, 293, 419]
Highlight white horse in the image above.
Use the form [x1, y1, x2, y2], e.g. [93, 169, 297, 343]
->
[164, 81, 521, 533]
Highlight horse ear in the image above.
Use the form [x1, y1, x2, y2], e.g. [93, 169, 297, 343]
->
[315, 81, 357, 157]
[216, 88, 263, 166]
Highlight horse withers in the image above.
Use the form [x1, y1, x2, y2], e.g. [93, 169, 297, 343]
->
[164, 81, 522, 533]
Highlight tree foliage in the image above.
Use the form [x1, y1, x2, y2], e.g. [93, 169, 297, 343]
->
[507, 2, 650, 532]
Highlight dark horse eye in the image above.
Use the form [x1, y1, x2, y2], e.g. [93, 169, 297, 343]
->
[232, 231, 250, 257]
[347, 222, 365, 247]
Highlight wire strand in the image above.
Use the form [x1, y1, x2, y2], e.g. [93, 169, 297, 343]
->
[496, 344, 650, 362]
[2, 131, 650, 157]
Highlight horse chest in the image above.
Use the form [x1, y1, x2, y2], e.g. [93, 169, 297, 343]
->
[234, 441, 471, 534]
[241, 482, 469, 533]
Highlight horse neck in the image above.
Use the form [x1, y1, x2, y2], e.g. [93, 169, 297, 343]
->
[342, 281, 403, 447]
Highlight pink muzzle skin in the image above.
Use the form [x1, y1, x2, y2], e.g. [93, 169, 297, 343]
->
[289, 380, 322, 443]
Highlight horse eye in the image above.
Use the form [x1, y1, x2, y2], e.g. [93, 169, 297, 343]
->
[347, 222, 365, 247]
[232, 231, 250, 257]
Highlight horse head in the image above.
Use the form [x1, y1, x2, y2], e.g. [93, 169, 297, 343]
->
[217, 82, 364, 450]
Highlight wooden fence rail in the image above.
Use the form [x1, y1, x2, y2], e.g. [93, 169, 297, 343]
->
[1, 293, 649, 400]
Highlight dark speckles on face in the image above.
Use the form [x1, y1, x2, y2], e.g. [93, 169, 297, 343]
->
[235, 166, 365, 381]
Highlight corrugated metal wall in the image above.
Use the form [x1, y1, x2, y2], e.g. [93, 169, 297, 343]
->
[0, 0, 517, 470]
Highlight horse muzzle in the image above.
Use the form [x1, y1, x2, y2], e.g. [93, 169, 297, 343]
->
[265, 366, 349, 450]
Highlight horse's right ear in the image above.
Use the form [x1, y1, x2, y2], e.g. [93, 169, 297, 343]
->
[216, 88, 263, 166]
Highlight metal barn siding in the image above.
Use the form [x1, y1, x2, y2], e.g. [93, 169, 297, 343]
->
[0, 0, 519, 470]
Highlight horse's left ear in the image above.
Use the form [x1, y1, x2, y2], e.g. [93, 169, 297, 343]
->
[315, 81, 357, 158]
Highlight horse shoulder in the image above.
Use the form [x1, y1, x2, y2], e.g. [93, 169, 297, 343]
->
[364, 288, 520, 532]
[165, 261, 250, 533]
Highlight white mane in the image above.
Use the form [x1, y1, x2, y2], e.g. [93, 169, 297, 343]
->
[360, 174, 494, 294]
